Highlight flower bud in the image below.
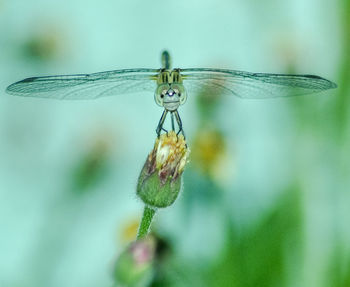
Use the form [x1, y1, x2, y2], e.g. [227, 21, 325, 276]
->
[137, 131, 190, 208]
[113, 237, 155, 287]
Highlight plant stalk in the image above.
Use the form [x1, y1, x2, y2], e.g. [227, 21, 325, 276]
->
[137, 206, 156, 239]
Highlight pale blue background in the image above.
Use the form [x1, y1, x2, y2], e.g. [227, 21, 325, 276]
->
[0, 1, 344, 287]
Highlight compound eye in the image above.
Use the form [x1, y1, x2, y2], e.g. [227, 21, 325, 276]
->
[179, 91, 187, 104]
[171, 84, 187, 104]
[174, 86, 187, 105]
[154, 92, 163, 107]
[160, 89, 167, 98]
[154, 86, 168, 107]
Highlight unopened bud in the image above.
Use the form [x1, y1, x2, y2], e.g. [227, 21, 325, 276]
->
[113, 237, 155, 287]
[137, 131, 190, 208]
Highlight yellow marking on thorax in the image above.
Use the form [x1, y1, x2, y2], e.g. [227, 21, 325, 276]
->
[157, 69, 183, 85]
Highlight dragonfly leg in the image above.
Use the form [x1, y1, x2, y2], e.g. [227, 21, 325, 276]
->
[174, 110, 185, 139]
[171, 112, 175, 131]
[156, 110, 168, 137]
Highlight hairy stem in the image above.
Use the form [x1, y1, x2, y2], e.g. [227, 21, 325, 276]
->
[137, 206, 156, 239]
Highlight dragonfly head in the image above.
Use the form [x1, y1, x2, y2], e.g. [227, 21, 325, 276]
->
[154, 83, 187, 111]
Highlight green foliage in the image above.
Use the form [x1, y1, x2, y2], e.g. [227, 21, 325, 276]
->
[70, 144, 110, 194]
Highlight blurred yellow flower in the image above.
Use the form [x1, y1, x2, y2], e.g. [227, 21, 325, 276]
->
[191, 127, 235, 183]
[120, 218, 140, 243]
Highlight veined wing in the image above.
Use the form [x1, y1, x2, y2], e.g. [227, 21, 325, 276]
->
[6, 69, 160, 100]
[180, 68, 337, 99]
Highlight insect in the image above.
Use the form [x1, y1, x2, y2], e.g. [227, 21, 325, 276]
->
[6, 51, 337, 137]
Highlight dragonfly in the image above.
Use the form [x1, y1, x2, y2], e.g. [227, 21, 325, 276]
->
[6, 51, 337, 138]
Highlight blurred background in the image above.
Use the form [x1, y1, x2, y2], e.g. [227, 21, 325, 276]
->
[0, 0, 348, 286]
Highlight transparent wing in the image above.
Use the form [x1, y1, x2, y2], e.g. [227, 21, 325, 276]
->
[180, 68, 337, 99]
[6, 69, 160, 100]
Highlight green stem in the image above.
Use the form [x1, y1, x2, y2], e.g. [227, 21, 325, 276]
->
[137, 206, 156, 239]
